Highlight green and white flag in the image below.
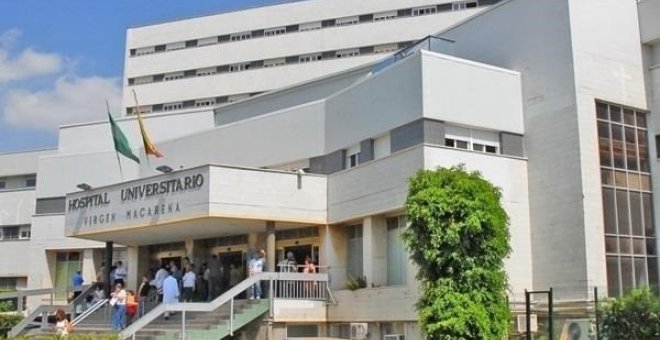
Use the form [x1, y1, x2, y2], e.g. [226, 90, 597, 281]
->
[107, 101, 140, 164]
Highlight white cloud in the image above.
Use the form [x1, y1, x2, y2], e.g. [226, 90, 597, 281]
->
[3, 76, 122, 130]
[0, 29, 63, 84]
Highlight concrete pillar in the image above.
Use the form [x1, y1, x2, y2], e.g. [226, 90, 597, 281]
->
[320, 225, 348, 290]
[363, 216, 388, 287]
[266, 221, 276, 272]
[81, 249, 96, 285]
[126, 246, 140, 291]
[104, 242, 113, 296]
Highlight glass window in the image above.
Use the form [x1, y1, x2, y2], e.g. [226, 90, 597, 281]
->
[619, 237, 631, 254]
[633, 238, 646, 255]
[25, 178, 36, 187]
[607, 256, 620, 297]
[647, 239, 657, 256]
[621, 256, 634, 293]
[636, 111, 647, 128]
[603, 188, 617, 234]
[614, 171, 627, 187]
[346, 225, 363, 280]
[610, 106, 622, 122]
[643, 193, 654, 237]
[635, 257, 648, 288]
[616, 190, 630, 235]
[287, 324, 319, 337]
[605, 236, 618, 253]
[387, 217, 408, 286]
[630, 193, 643, 236]
[623, 108, 636, 125]
[638, 131, 649, 172]
[0, 181, 5, 189]
[625, 127, 638, 171]
[1, 226, 19, 240]
[648, 258, 658, 291]
[596, 102, 609, 120]
[611, 125, 625, 169]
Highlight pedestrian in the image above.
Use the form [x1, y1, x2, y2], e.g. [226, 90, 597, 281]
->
[303, 255, 317, 298]
[138, 276, 151, 317]
[96, 262, 106, 286]
[110, 283, 127, 330]
[182, 264, 196, 302]
[150, 264, 168, 302]
[208, 255, 222, 300]
[125, 290, 138, 325]
[71, 270, 84, 300]
[162, 272, 179, 320]
[114, 261, 127, 288]
[248, 249, 265, 299]
[229, 263, 242, 288]
[54, 309, 71, 337]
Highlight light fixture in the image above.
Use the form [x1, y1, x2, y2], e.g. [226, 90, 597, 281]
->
[156, 165, 174, 173]
[76, 183, 93, 191]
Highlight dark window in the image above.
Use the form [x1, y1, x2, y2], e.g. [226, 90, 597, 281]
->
[0, 181, 5, 189]
[603, 188, 617, 234]
[607, 256, 620, 296]
[25, 178, 36, 187]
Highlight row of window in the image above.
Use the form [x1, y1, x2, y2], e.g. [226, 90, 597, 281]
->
[0, 225, 31, 241]
[0, 177, 36, 190]
[129, 1, 485, 57]
[125, 92, 260, 115]
[127, 41, 413, 87]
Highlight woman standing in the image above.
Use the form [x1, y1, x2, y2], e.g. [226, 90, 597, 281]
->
[303, 255, 317, 298]
[110, 283, 127, 330]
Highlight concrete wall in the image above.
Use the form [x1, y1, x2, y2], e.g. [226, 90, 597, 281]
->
[0, 149, 55, 177]
[122, 0, 488, 109]
[639, 0, 660, 44]
[0, 189, 35, 225]
[568, 0, 648, 295]
[421, 50, 524, 134]
[438, 0, 587, 296]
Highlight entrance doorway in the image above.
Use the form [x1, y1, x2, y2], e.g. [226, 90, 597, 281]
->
[218, 251, 244, 273]
[282, 245, 313, 272]
[160, 256, 181, 271]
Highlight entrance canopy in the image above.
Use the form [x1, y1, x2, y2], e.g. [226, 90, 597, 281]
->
[64, 164, 326, 245]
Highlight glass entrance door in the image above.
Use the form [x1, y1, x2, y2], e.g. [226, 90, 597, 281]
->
[54, 252, 81, 300]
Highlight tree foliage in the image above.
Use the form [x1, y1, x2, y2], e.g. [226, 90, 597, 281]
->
[403, 166, 511, 339]
[599, 288, 660, 339]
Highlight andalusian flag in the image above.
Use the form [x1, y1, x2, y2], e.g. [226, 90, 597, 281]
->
[132, 90, 164, 158]
[107, 101, 140, 164]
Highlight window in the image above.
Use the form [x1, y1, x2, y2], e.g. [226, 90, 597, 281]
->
[163, 102, 183, 111]
[335, 16, 359, 26]
[374, 44, 398, 54]
[453, 1, 478, 11]
[445, 138, 469, 149]
[132, 106, 152, 115]
[135, 47, 155, 56]
[25, 178, 36, 187]
[0, 278, 17, 291]
[336, 49, 360, 59]
[597, 101, 656, 297]
[195, 99, 216, 107]
[445, 125, 499, 154]
[198, 36, 219, 46]
[374, 134, 391, 159]
[287, 324, 319, 337]
[165, 41, 185, 51]
[227, 94, 250, 103]
[230, 32, 252, 41]
[263, 58, 286, 68]
[374, 11, 398, 21]
[386, 216, 408, 286]
[163, 72, 184, 81]
[413, 6, 437, 16]
[264, 27, 286, 36]
[229, 63, 251, 72]
[348, 153, 360, 168]
[1, 226, 19, 240]
[19, 226, 30, 239]
[299, 22, 322, 31]
[196, 67, 217, 76]
[346, 225, 363, 280]
[133, 76, 153, 85]
[0, 181, 5, 189]
[299, 54, 322, 63]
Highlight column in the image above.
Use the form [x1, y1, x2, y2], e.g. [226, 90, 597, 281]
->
[320, 224, 348, 290]
[363, 216, 387, 287]
[266, 221, 276, 272]
[81, 249, 96, 285]
[104, 242, 113, 296]
[127, 246, 140, 291]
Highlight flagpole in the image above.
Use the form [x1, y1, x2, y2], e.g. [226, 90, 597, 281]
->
[115, 151, 124, 181]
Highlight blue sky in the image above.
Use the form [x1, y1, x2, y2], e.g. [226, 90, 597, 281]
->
[0, 0, 283, 153]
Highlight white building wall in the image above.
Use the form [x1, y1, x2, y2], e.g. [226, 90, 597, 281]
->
[0, 149, 56, 177]
[568, 0, 648, 295]
[438, 0, 588, 297]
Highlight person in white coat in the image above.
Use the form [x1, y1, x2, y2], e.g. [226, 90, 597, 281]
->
[162, 272, 179, 320]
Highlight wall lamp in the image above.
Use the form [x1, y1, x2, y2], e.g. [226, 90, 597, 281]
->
[156, 165, 174, 173]
[76, 183, 93, 191]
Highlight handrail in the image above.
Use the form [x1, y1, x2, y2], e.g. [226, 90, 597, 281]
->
[7, 305, 64, 338]
[71, 299, 108, 326]
[119, 272, 329, 339]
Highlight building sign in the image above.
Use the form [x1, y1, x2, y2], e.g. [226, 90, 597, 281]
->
[65, 168, 210, 235]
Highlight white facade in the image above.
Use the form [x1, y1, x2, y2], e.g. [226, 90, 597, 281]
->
[2, 0, 659, 338]
[122, 0, 499, 115]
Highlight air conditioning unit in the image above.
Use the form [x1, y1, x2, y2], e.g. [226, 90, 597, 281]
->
[560, 319, 593, 340]
[350, 323, 368, 340]
[516, 314, 538, 333]
[384, 335, 405, 340]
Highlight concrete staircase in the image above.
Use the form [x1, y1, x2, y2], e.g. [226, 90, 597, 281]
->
[32, 299, 269, 339]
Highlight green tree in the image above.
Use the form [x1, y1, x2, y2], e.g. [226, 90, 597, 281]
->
[403, 166, 511, 339]
[599, 288, 660, 339]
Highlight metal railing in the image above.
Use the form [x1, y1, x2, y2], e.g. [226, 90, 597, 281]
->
[71, 299, 108, 327]
[119, 272, 329, 339]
